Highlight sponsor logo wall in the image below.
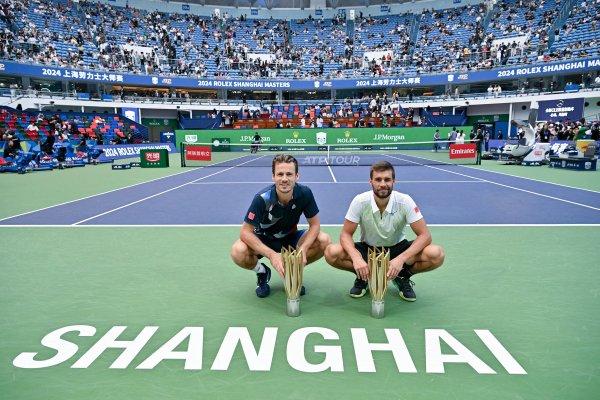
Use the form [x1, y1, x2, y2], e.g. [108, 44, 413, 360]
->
[2, 58, 598, 90]
[537, 98, 585, 122]
[175, 127, 472, 147]
[97, 143, 177, 162]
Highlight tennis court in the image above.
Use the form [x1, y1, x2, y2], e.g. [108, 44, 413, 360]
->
[1, 150, 599, 400]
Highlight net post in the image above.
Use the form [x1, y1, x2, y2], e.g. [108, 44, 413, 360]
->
[180, 142, 185, 167]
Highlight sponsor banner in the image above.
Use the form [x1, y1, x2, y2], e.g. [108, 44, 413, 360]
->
[121, 107, 139, 123]
[1, 58, 599, 90]
[549, 157, 597, 171]
[96, 143, 177, 162]
[144, 152, 161, 162]
[142, 118, 178, 128]
[111, 164, 131, 170]
[575, 140, 595, 153]
[211, 137, 231, 152]
[537, 98, 585, 122]
[175, 127, 472, 148]
[140, 149, 169, 168]
[449, 143, 477, 159]
[185, 145, 212, 161]
[160, 131, 176, 144]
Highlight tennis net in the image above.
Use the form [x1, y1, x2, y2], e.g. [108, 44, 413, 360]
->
[180, 140, 481, 167]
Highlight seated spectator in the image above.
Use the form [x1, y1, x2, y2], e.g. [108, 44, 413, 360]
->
[26, 122, 39, 137]
[57, 130, 70, 142]
[3, 140, 20, 158]
[75, 138, 89, 153]
[2, 129, 15, 142]
[41, 133, 55, 154]
[381, 115, 389, 127]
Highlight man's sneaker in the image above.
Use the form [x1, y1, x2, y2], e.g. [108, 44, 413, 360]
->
[349, 278, 368, 298]
[392, 276, 416, 302]
[255, 264, 271, 298]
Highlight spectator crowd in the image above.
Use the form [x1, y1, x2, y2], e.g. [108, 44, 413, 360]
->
[0, 0, 598, 81]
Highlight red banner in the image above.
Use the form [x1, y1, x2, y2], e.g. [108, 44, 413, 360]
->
[185, 146, 212, 161]
[449, 143, 477, 159]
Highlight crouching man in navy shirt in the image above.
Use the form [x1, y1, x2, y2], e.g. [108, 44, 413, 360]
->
[230, 154, 331, 297]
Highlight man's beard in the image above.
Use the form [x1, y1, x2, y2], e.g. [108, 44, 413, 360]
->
[373, 184, 393, 199]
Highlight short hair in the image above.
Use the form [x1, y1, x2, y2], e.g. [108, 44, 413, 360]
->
[272, 154, 298, 174]
[370, 160, 395, 179]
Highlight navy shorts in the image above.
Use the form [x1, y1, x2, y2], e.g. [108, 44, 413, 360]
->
[255, 229, 306, 256]
[355, 240, 413, 262]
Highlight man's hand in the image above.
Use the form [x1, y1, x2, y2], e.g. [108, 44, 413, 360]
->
[353, 257, 369, 281]
[269, 252, 285, 279]
[297, 247, 308, 266]
[388, 256, 406, 280]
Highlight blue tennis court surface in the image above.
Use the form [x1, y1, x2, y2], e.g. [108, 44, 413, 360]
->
[1, 162, 599, 226]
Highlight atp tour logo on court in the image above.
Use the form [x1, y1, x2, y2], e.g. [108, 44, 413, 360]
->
[12, 325, 526, 375]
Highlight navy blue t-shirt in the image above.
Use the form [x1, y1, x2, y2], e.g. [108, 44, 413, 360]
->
[244, 183, 319, 240]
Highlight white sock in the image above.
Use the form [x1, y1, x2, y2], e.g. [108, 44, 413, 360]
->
[252, 262, 266, 274]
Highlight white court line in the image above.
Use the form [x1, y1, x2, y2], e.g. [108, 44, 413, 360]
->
[0, 153, 266, 223]
[71, 155, 268, 225]
[0, 167, 202, 223]
[189, 180, 483, 184]
[2, 224, 599, 228]
[325, 161, 337, 183]
[383, 151, 600, 194]
[427, 164, 600, 212]
[462, 164, 600, 194]
[385, 154, 600, 212]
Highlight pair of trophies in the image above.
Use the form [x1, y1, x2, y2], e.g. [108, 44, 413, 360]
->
[282, 247, 390, 318]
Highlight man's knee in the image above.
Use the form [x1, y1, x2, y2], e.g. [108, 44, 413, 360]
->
[429, 245, 445, 268]
[317, 232, 331, 251]
[231, 240, 250, 265]
[324, 243, 343, 265]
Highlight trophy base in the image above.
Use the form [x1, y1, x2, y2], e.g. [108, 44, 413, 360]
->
[287, 299, 301, 317]
[371, 300, 385, 319]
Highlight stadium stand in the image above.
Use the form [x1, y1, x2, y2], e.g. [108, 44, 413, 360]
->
[1, 0, 597, 79]
[0, 106, 148, 144]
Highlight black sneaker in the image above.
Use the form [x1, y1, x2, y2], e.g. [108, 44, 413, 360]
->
[349, 277, 368, 298]
[392, 276, 416, 302]
[255, 264, 271, 298]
